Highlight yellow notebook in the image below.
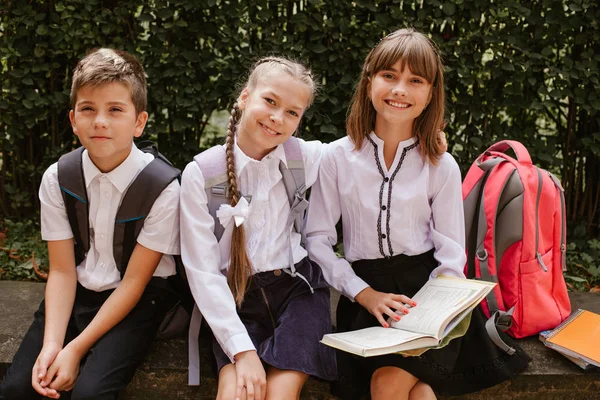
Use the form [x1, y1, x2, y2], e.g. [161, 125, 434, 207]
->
[545, 309, 600, 367]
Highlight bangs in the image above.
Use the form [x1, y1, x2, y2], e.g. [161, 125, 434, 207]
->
[368, 32, 440, 84]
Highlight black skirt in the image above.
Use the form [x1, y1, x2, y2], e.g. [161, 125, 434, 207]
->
[212, 257, 337, 381]
[333, 250, 531, 399]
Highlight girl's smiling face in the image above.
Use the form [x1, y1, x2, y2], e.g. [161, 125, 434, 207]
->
[369, 59, 432, 137]
[236, 71, 311, 160]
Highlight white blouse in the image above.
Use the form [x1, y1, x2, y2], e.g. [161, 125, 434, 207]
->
[305, 133, 466, 301]
[180, 138, 322, 361]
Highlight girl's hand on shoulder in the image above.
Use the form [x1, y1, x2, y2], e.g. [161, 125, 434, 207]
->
[354, 287, 416, 327]
[233, 350, 266, 400]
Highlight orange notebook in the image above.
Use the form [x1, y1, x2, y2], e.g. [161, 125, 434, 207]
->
[545, 309, 600, 367]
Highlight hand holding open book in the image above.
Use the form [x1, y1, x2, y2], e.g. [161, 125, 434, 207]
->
[322, 276, 496, 357]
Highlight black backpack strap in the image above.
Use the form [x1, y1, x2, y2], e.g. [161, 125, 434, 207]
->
[57, 147, 89, 265]
[113, 155, 181, 277]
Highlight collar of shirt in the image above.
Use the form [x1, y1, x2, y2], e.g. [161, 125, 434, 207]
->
[233, 138, 288, 177]
[368, 131, 418, 152]
[82, 143, 147, 192]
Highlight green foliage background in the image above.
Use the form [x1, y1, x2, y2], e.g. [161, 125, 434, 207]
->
[1, 0, 599, 288]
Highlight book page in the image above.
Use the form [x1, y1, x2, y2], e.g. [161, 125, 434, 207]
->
[325, 326, 426, 350]
[389, 277, 489, 337]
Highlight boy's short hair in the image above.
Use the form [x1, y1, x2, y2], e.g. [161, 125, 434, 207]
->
[70, 48, 147, 114]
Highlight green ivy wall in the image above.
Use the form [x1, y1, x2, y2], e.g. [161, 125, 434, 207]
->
[1, 0, 599, 240]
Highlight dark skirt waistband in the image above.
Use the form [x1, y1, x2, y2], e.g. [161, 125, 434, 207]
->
[249, 257, 328, 291]
[351, 249, 436, 279]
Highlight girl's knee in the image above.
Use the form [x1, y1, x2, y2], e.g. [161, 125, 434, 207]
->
[264, 367, 307, 400]
[409, 381, 436, 400]
[371, 367, 418, 400]
[216, 364, 239, 400]
[216, 387, 238, 400]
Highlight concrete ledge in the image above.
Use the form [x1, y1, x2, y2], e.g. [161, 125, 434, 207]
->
[1, 281, 599, 399]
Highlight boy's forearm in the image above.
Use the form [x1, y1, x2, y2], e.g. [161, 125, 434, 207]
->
[44, 268, 77, 346]
[66, 277, 147, 357]
[43, 240, 78, 348]
[67, 243, 162, 357]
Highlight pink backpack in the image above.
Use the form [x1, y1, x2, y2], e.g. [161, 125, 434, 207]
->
[462, 140, 571, 353]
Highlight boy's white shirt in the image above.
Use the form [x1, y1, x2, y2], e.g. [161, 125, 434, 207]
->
[180, 138, 323, 362]
[39, 143, 180, 292]
[305, 133, 466, 301]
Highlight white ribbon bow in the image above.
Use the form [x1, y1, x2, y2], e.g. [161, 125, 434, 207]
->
[216, 197, 249, 228]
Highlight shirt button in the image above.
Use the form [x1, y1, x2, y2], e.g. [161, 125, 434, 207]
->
[273, 269, 282, 276]
[381, 205, 387, 211]
[384, 177, 389, 182]
[381, 234, 387, 239]
[100, 234, 105, 239]
[104, 191, 109, 198]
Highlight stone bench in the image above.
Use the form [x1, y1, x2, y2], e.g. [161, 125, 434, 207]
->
[1, 281, 599, 399]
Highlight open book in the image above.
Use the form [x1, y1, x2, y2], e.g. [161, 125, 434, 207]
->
[322, 275, 495, 357]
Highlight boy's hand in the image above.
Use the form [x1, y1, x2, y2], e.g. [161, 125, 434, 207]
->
[234, 350, 266, 400]
[32, 342, 61, 398]
[354, 287, 416, 327]
[43, 343, 83, 395]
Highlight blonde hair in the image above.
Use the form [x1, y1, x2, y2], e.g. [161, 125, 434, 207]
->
[70, 48, 147, 114]
[347, 28, 446, 163]
[226, 56, 316, 307]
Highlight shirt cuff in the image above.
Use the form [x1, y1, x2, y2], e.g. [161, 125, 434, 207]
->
[345, 276, 370, 301]
[41, 231, 73, 241]
[223, 333, 256, 363]
[430, 265, 466, 280]
[137, 235, 180, 255]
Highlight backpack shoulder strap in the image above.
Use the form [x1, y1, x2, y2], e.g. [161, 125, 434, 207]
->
[57, 147, 88, 266]
[113, 144, 181, 276]
[280, 137, 307, 241]
[194, 145, 229, 241]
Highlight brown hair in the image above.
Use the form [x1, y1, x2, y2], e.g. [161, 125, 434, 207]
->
[346, 28, 446, 163]
[70, 48, 147, 114]
[225, 56, 316, 307]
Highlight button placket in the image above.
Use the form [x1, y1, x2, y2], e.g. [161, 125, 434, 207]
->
[95, 177, 111, 253]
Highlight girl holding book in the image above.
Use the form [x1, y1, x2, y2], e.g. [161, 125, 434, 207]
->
[305, 28, 531, 400]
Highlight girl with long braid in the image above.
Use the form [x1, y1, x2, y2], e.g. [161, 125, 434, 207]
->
[180, 57, 336, 400]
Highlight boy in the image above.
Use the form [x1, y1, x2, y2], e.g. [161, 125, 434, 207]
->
[0, 48, 180, 400]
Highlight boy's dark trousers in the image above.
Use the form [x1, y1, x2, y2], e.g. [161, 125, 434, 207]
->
[0, 279, 177, 400]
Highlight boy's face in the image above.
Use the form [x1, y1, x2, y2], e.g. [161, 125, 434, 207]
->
[70, 82, 148, 173]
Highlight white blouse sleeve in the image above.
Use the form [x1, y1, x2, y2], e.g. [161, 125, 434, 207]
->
[300, 138, 324, 189]
[39, 163, 74, 241]
[180, 161, 255, 362]
[428, 153, 467, 279]
[305, 145, 369, 300]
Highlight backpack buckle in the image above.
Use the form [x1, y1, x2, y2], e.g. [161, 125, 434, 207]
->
[476, 249, 488, 261]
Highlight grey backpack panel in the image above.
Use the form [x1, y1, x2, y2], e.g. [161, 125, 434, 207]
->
[193, 137, 307, 242]
[57, 147, 89, 264]
[58, 144, 180, 277]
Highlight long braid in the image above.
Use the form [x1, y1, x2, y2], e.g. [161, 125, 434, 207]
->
[223, 56, 316, 307]
[225, 103, 253, 307]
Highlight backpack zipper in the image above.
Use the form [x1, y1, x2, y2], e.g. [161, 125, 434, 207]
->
[535, 168, 548, 272]
[547, 172, 567, 272]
